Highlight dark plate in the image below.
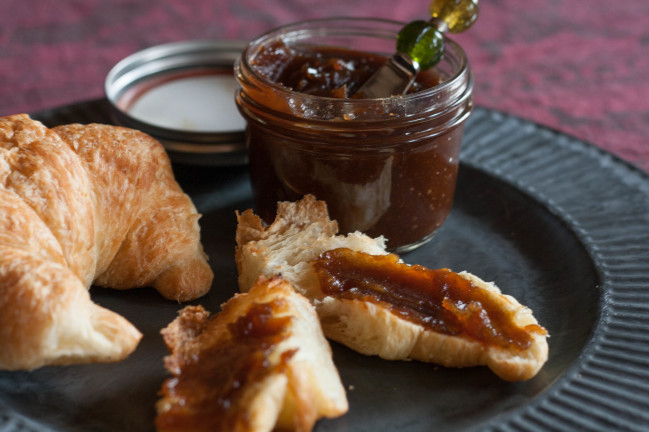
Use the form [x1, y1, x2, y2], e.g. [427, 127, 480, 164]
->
[1, 100, 649, 431]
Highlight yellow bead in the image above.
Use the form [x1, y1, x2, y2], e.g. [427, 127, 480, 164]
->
[429, 0, 479, 33]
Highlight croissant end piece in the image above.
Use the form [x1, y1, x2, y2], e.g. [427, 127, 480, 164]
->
[0, 248, 142, 370]
[156, 276, 348, 432]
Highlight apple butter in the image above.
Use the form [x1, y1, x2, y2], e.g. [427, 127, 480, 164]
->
[235, 18, 474, 252]
[155, 300, 295, 432]
[251, 41, 440, 98]
[311, 248, 547, 350]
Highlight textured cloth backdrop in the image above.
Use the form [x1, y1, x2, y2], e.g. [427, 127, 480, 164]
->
[1, 0, 647, 171]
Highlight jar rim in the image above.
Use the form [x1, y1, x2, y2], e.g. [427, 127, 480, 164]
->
[235, 17, 472, 110]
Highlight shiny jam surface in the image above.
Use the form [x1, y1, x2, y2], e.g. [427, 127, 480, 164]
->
[252, 41, 441, 98]
[155, 300, 295, 432]
[311, 248, 547, 349]
[246, 43, 461, 251]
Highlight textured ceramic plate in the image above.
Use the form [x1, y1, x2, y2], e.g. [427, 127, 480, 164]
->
[1, 101, 648, 431]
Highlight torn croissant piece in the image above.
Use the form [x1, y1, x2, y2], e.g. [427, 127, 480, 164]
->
[0, 114, 213, 370]
[156, 276, 348, 432]
[235, 195, 549, 382]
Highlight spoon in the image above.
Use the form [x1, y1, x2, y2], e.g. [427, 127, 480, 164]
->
[353, 0, 479, 99]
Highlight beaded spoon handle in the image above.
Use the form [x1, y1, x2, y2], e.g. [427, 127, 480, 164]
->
[353, 0, 479, 98]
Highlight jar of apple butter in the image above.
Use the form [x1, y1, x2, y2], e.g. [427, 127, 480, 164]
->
[235, 18, 473, 252]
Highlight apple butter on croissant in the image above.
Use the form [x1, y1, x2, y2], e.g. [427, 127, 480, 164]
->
[311, 248, 547, 351]
[156, 276, 348, 432]
[156, 300, 296, 432]
[235, 194, 550, 382]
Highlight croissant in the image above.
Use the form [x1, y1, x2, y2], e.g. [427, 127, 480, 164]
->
[0, 114, 213, 371]
[156, 276, 348, 432]
[235, 195, 549, 381]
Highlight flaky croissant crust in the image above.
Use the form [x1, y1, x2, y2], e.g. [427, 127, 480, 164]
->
[0, 115, 213, 370]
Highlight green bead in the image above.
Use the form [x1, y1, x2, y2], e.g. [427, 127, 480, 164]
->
[429, 0, 479, 33]
[396, 20, 445, 70]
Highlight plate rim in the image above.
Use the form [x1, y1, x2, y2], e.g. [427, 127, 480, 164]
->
[461, 107, 649, 430]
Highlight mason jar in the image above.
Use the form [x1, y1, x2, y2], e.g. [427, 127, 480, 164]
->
[235, 18, 473, 252]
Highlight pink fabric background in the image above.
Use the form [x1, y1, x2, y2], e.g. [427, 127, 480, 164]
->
[1, 0, 647, 171]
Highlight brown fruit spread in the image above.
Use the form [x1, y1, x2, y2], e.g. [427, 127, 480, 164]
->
[311, 248, 547, 350]
[251, 40, 440, 98]
[156, 300, 296, 432]
[246, 42, 460, 251]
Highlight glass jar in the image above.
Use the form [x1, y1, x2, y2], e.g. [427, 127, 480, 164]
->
[234, 18, 473, 252]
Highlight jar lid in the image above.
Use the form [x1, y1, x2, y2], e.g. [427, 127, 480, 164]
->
[105, 40, 247, 166]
